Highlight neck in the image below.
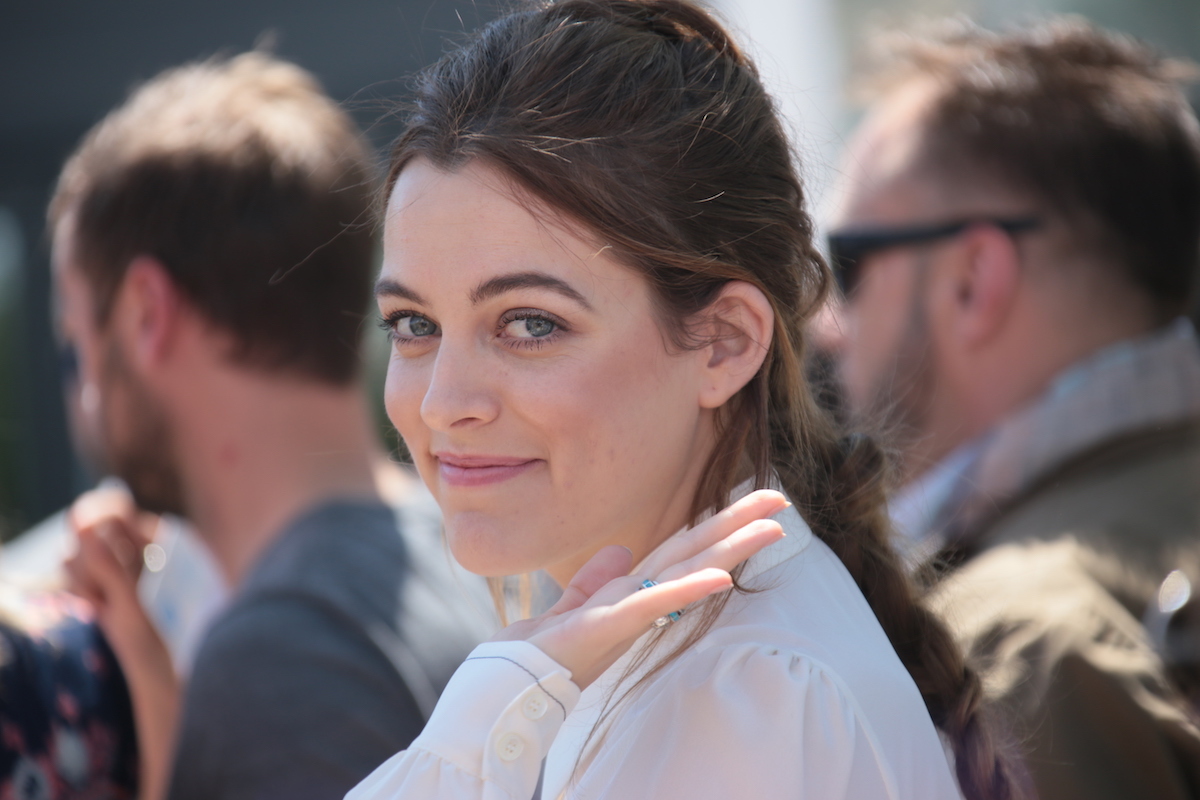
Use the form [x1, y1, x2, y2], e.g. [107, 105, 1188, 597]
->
[173, 373, 381, 586]
[897, 415, 972, 485]
[904, 301, 1158, 485]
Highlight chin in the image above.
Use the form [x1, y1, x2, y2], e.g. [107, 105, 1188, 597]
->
[444, 511, 544, 578]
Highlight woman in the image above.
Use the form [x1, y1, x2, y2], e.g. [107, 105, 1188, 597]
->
[354, 1, 1025, 798]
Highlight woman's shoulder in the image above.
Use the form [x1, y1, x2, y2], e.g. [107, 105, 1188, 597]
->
[648, 638, 864, 724]
[580, 640, 958, 799]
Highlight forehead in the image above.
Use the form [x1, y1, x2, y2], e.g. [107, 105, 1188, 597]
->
[381, 158, 631, 296]
[49, 212, 87, 303]
[833, 80, 944, 225]
[50, 209, 78, 275]
[48, 210, 110, 340]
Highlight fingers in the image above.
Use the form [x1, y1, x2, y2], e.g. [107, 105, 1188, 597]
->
[638, 489, 789, 576]
[528, 568, 734, 689]
[71, 484, 160, 548]
[63, 547, 104, 608]
[66, 524, 167, 666]
[67, 484, 162, 592]
[70, 486, 138, 534]
[656, 518, 784, 583]
[546, 545, 634, 616]
[581, 568, 733, 631]
[66, 526, 142, 608]
[616, 568, 733, 625]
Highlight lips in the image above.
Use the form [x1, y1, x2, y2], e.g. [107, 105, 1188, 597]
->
[434, 453, 541, 487]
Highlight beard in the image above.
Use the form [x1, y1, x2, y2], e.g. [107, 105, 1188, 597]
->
[93, 338, 188, 517]
[845, 276, 937, 477]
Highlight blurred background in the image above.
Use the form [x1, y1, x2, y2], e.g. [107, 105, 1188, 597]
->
[1, 0, 1197, 541]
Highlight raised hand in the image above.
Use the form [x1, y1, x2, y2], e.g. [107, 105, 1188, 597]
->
[497, 490, 789, 690]
[65, 488, 157, 649]
[64, 487, 179, 800]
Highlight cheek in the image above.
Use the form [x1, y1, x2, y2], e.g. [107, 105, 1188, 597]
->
[841, 261, 918, 405]
[536, 331, 698, 488]
[383, 355, 430, 448]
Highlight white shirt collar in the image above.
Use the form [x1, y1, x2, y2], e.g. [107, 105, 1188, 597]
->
[740, 498, 813, 583]
[632, 475, 814, 583]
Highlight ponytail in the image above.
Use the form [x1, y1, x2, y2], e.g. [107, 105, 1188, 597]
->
[795, 431, 1031, 800]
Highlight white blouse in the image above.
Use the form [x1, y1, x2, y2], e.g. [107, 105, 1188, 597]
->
[347, 503, 963, 800]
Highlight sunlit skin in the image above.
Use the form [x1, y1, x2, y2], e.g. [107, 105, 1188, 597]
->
[379, 159, 731, 587]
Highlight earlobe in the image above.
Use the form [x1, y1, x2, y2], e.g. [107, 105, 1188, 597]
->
[697, 281, 775, 409]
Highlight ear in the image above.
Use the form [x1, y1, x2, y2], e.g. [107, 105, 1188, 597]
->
[696, 281, 775, 409]
[110, 257, 185, 369]
[945, 224, 1022, 350]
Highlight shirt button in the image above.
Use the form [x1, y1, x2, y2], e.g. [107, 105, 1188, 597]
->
[522, 692, 548, 720]
[496, 732, 525, 762]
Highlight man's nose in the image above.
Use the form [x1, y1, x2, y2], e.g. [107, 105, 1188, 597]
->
[809, 297, 849, 357]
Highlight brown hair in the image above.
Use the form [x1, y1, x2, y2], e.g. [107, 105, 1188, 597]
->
[862, 17, 1200, 322]
[50, 52, 377, 385]
[388, 2, 1027, 797]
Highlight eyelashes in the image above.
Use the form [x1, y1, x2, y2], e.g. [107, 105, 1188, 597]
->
[379, 308, 569, 351]
[497, 308, 568, 346]
[378, 311, 438, 341]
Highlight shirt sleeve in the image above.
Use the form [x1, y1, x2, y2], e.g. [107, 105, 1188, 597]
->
[347, 640, 581, 800]
[565, 644, 902, 800]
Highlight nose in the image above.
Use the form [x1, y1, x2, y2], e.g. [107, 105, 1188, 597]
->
[418, 339, 502, 432]
[810, 297, 849, 357]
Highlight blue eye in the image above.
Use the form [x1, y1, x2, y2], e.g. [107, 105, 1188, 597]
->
[405, 315, 438, 337]
[502, 315, 557, 339]
[380, 312, 439, 342]
[525, 317, 556, 337]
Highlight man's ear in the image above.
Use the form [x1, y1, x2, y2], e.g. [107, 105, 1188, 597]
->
[111, 256, 185, 369]
[946, 224, 1022, 350]
[696, 281, 775, 409]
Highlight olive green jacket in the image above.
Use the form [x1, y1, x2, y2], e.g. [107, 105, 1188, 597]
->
[929, 423, 1200, 800]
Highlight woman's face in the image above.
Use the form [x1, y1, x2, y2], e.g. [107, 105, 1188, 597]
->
[379, 159, 717, 585]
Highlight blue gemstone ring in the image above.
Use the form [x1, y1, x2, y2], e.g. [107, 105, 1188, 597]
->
[638, 579, 684, 627]
[652, 609, 683, 628]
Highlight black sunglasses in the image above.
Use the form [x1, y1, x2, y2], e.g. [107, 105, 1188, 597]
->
[827, 216, 1040, 297]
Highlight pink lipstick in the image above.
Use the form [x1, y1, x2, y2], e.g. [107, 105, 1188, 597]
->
[435, 453, 541, 487]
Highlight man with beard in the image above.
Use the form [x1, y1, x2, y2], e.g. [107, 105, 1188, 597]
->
[826, 18, 1200, 800]
[50, 53, 492, 800]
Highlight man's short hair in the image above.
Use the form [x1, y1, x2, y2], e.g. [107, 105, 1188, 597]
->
[51, 52, 377, 385]
[863, 18, 1200, 321]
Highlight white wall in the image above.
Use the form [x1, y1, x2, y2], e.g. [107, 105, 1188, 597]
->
[706, 0, 846, 225]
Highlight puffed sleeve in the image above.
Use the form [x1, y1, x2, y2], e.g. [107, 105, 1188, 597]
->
[564, 644, 902, 800]
[346, 640, 581, 800]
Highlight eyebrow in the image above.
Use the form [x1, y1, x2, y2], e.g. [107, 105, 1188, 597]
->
[374, 278, 428, 305]
[470, 271, 593, 310]
[376, 271, 593, 311]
